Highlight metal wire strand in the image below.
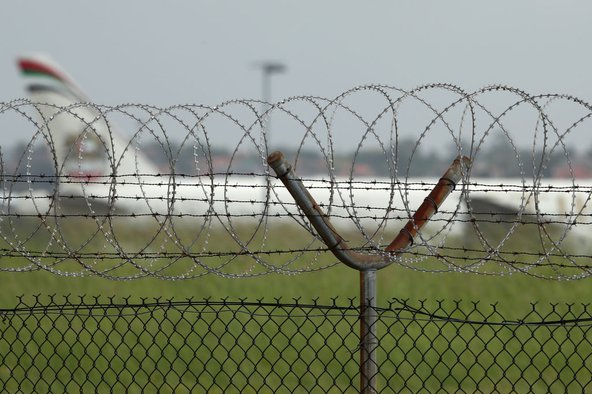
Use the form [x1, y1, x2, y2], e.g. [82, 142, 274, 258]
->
[1, 85, 592, 279]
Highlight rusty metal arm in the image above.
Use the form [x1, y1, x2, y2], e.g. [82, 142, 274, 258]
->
[386, 156, 471, 252]
[267, 151, 470, 271]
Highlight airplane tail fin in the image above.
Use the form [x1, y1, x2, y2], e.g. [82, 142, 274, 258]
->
[17, 55, 159, 185]
[19, 55, 89, 104]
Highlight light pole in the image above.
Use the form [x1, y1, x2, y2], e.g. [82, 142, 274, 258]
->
[256, 61, 286, 147]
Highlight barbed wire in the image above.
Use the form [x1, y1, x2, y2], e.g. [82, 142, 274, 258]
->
[1, 84, 592, 279]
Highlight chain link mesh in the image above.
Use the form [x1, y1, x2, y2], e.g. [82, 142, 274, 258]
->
[0, 296, 590, 392]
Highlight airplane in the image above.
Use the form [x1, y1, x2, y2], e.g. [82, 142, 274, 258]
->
[7, 56, 457, 225]
[5, 54, 592, 251]
[10, 55, 233, 222]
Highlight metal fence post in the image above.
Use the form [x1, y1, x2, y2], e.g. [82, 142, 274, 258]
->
[267, 151, 469, 394]
[360, 269, 378, 393]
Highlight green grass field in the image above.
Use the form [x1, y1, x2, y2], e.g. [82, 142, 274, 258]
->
[0, 218, 591, 392]
[0, 217, 590, 311]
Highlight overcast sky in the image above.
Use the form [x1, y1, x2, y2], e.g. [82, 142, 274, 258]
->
[1, 1, 591, 152]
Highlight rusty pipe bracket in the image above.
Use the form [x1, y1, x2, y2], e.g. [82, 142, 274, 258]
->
[267, 151, 470, 271]
[385, 155, 471, 252]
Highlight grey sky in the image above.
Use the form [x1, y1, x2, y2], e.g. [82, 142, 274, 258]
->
[1, 1, 591, 152]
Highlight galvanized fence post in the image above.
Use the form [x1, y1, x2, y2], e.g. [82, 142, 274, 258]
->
[267, 151, 468, 394]
[360, 269, 378, 393]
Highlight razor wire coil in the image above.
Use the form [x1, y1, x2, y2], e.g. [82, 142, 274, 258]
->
[1, 84, 592, 279]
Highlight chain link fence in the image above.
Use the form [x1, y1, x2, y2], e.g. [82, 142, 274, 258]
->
[4, 63, 592, 392]
[0, 295, 590, 393]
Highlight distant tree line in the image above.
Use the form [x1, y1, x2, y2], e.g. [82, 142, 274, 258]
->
[5, 134, 592, 194]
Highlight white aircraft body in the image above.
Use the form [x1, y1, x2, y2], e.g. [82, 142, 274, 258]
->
[6, 55, 592, 245]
